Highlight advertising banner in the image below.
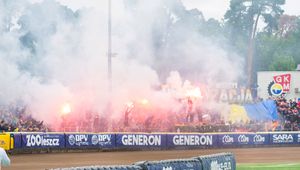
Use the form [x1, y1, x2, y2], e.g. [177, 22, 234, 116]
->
[21, 133, 65, 148]
[65, 133, 115, 148]
[115, 133, 166, 148]
[295, 133, 300, 144]
[235, 134, 252, 145]
[218, 134, 236, 146]
[0, 133, 11, 150]
[251, 133, 269, 145]
[11, 133, 22, 149]
[270, 133, 296, 145]
[167, 134, 217, 148]
[218, 133, 270, 146]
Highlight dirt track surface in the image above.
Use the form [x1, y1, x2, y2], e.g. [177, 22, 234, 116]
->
[4, 147, 300, 170]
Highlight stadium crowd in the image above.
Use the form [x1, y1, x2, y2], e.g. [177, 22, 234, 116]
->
[274, 96, 300, 131]
[0, 96, 299, 133]
[0, 105, 49, 132]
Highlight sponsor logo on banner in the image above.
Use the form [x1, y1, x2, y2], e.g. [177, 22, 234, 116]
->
[0, 133, 12, 150]
[238, 135, 249, 144]
[0, 140, 5, 146]
[222, 135, 234, 144]
[172, 135, 213, 146]
[68, 135, 76, 145]
[121, 135, 161, 146]
[268, 74, 291, 96]
[162, 167, 172, 170]
[253, 134, 265, 144]
[68, 134, 88, 146]
[297, 134, 300, 143]
[91, 135, 112, 146]
[272, 134, 293, 143]
[210, 161, 232, 170]
[26, 135, 60, 147]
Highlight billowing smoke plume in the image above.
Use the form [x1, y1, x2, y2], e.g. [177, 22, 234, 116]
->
[0, 0, 243, 130]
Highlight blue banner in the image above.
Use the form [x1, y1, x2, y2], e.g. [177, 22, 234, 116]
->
[167, 134, 217, 148]
[270, 133, 297, 145]
[295, 133, 300, 144]
[235, 134, 251, 145]
[251, 133, 270, 145]
[22, 133, 65, 148]
[218, 133, 270, 146]
[65, 133, 115, 148]
[244, 100, 278, 121]
[116, 134, 166, 148]
[10, 132, 300, 150]
[218, 134, 236, 146]
[11, 133, 22, 149]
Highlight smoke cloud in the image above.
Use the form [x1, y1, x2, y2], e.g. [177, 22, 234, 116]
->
[0, 0, 243, 130]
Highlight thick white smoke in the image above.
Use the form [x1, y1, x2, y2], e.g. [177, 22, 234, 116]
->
[0, 0, 243, 130]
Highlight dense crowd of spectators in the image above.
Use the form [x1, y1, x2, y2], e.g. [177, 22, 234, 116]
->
[274, 96, 300, 131]
[0, 96, 299, 133]
[0, 105, 49, 132]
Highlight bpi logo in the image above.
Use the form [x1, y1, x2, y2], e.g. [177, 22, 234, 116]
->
[222, 135, 234, 144]
[268, 74, 291, 96]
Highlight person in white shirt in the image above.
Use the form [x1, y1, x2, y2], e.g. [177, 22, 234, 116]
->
[0, 147, 10, 169]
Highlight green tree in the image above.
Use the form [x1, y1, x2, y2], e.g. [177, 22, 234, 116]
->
[255, 33, 281, 71]
[269, 55, 296, 71]
[255, 16, 300, 71]
[225, 0, 285, 86]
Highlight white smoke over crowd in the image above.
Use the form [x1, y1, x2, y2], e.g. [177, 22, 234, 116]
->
[0, 0, 243, 130]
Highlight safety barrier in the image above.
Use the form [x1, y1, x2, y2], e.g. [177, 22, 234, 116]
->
[135, 158, 202, 170]
[50, 153, 236, 170]
[50, 165, 143, 170]
[1, 131, 300, 150]
[196, 153, 236, 170]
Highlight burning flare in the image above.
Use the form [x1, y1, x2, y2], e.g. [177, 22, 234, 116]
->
[185, 87, 202, 99]
[61, 103, 71, 116]
[140, 99, 149, 105]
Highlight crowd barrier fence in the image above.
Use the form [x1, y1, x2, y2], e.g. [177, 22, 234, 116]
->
[1, 131, 299, 151]
[49, 153, 236, 170]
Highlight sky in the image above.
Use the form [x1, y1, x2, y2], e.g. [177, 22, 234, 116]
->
[32, 0, 300, 21]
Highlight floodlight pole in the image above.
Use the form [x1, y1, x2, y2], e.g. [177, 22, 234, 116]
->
[108, 0, 112, 92]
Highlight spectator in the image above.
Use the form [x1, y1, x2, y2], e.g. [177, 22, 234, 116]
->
[0, 147, 10, 169]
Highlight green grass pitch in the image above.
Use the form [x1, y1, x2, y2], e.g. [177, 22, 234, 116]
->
[237, 163, 300, 170]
